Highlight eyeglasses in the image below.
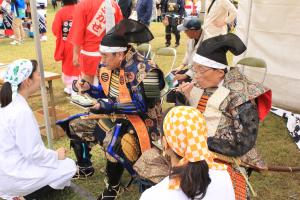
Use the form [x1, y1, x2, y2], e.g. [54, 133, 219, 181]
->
[192, 66, 212, 74]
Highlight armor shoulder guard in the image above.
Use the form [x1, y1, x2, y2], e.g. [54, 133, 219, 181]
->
[143, 68, 165, 99]
[208, 101, 259, 157]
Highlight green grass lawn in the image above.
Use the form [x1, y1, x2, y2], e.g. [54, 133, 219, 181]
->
[0, 6, 300, 200]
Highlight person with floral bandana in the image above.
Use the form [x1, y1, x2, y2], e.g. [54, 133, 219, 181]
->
[0, 59, 76, 200]
[140, 106, 235, 200]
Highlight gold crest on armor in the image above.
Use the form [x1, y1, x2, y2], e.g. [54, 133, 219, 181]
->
[121, 133, 141, 162]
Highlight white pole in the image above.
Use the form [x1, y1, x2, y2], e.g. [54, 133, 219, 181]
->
[29, 0, 53, 149]
[244, 0, 253, 56]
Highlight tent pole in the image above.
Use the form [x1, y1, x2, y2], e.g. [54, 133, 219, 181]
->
[245, 0, 253, 55]
[29, 0, 53, 149]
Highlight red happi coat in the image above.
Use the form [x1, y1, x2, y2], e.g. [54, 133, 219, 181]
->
[52, 4, 80, 76]
[68, 0, 123, 53]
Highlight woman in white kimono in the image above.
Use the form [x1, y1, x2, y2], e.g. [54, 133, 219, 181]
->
[0, 59, 76, 200]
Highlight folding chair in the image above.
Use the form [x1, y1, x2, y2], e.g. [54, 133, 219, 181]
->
[153, 47, 177, 72]
[136, 43, 152, 59]
[152, 47, 177, 102]
[237, 57, 267, 83]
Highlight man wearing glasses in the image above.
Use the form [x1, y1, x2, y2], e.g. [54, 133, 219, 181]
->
[176, 33, 272, 169]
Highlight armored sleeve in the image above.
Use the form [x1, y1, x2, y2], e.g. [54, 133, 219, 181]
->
[207, 101, 259, 157]
[72, 80, 106, 99]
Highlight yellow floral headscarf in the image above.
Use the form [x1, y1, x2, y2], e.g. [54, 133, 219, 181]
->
[163, 106, 227, 190]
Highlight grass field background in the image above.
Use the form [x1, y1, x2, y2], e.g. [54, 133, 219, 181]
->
[0, 6, 299, 200]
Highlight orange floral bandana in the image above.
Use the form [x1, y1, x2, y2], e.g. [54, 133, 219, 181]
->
[163, 106, 227, 189]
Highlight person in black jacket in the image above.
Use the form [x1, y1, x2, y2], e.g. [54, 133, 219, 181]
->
[118, 0, 132, 19]
[161, 0, 185, 47]
[136, 0, 153, 26]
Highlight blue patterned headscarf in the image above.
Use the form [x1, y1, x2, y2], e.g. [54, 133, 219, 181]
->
[4, 59, 33, 99]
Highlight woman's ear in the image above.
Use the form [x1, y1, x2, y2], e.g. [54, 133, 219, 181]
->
[22, 78, 32, 88]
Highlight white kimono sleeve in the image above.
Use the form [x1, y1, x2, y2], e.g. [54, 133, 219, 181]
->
[181, 40, 190, 66]
[223, 0, 237, 24]
[15, 108, 59, 169]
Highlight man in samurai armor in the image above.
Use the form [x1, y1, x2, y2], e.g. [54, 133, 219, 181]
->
[173, 33, 272, 169]
[57, 19, 165, 200]
[161, 0, 185, 47]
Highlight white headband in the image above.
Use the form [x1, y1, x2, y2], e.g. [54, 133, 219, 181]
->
[99, 45, 127, 53]
[192, 54, 227, 69]
[4, 59, 33, 99]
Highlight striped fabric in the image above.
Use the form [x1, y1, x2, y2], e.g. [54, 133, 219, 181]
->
[197, 88, 216, 113]
[109, 71, 120, 99]
[115, 102, 137, 111]
[143, 71, 160, 84]
[197, 95, 209, 113]
[143, 71, 161, 98]
[226, 165, 247, 200]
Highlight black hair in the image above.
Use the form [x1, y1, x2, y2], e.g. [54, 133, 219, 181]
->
[113, 45, 132, 68]
[212, 68, 227, 74]
[171, 160, 211, 199]
[62, 0, 77, 6]
[0, 60, 38, 108]
[161, 107, 211, 199]
[111, 45, 132, 57]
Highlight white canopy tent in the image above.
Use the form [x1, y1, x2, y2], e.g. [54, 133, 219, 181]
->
[234, 0, 300, 112]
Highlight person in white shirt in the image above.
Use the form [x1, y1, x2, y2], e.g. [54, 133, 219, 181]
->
[140, 106, 235, 200]
[185, 0, 201, 17]
[0, 59, 76, 200]
[184, 0, 194, 17]
[174, 16, 203, 81]
[194, 0, 201, 17]
[202, 0, 237, 40]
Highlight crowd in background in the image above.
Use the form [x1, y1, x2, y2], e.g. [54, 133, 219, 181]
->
[0, 0, 238, 43]
[0, 0, 48, 44]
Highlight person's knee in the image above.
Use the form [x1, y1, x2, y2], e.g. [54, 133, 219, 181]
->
[63, 158, 77, 177]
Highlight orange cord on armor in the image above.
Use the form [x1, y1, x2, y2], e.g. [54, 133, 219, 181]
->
[227, 165, 247, 200]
